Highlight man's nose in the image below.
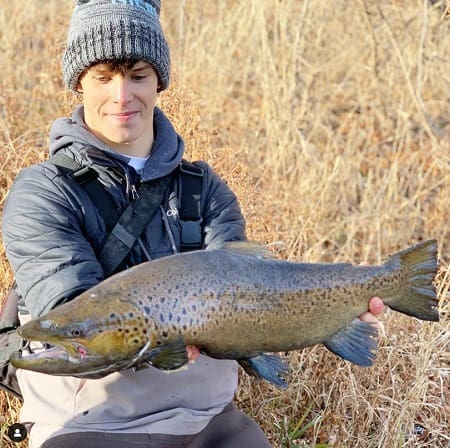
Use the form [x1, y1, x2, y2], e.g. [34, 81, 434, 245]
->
[111, 76, 132, 103]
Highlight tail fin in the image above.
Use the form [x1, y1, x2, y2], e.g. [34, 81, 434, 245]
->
[387, 240, 439, 321]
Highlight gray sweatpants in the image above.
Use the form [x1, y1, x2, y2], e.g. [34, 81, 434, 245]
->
[40, 404, 272, 448]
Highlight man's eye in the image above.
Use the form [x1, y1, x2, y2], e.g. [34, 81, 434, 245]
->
[132, 75, 147, 81]
[95, 76, 110, 82]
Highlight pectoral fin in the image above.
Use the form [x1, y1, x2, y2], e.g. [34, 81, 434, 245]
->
[142, 337, 189, 371]
[238, 354, 289, 388]
[324, 318, 378, 366]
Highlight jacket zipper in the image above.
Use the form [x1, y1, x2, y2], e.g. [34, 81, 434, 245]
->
[121, 168, 140, 202]
[130, 184, 139, 200]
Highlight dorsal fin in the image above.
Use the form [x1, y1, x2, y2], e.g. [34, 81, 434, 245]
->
[222, 241, 276, 259]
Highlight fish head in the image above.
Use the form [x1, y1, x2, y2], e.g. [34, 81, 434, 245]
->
[10, 298, 150, 378]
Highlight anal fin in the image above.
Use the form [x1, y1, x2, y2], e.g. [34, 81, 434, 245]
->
[238, 353, 289, 388]
[324, 318, 378, 366]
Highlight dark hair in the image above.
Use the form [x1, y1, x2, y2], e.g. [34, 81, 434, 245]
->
[93, 58, 143, 75]
[77, 58, 159, 90]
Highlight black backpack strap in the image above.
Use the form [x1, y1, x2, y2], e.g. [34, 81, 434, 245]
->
[51, 154, 204, 254]
[178, 161, 204, 252]
[0, 284, 22, 398]
[49, 152, 118, 232]
[0, 330, 22, 398]
[99, 174, 173, 276]
[0, 283, 20, 334]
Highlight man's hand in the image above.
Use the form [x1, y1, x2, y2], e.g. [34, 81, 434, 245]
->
[358, 259, 385, 327]
[186, 345, 200, 362]
[360, 296, 384, 326]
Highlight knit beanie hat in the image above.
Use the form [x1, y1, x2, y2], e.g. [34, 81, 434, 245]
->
[62, 0, 170, 92]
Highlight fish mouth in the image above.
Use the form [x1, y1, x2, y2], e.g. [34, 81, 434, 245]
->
[10, 338, 152, 379]
[11, 341, 92, 366]
[10, 343, 117, 379]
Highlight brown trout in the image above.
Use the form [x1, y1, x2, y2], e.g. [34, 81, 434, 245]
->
[10, 240, 439, 387]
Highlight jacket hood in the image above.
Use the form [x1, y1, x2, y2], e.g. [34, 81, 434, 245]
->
[48, 105, 184, 181]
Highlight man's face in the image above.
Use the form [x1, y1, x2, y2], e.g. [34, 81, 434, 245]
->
[78, 61, 159, 157]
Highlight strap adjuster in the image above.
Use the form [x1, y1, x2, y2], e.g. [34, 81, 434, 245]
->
[179, 162, 204, 177]
[180, 220, 202, 252]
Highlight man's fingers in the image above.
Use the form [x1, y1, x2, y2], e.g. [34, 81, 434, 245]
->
[368, 296, 384, 317]
[186, 345, 200, 362]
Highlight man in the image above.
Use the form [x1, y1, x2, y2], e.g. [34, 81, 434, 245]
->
[2, 1, 383, 447]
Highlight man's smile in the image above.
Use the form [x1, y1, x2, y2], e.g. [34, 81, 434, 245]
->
[109, 111, 139, 121]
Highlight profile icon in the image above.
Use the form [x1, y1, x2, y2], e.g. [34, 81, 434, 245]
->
[7, 423, 27, 442]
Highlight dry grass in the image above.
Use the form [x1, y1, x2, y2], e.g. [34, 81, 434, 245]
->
[1, 0, 449, 446]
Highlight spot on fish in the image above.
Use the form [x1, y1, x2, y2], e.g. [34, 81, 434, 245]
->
[162, 331, 168, 338]
[159, 314, 165, 323]
[144, 306, 151, 315]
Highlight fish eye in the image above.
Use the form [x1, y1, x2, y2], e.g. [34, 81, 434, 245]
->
[70, 327, 83, 337]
